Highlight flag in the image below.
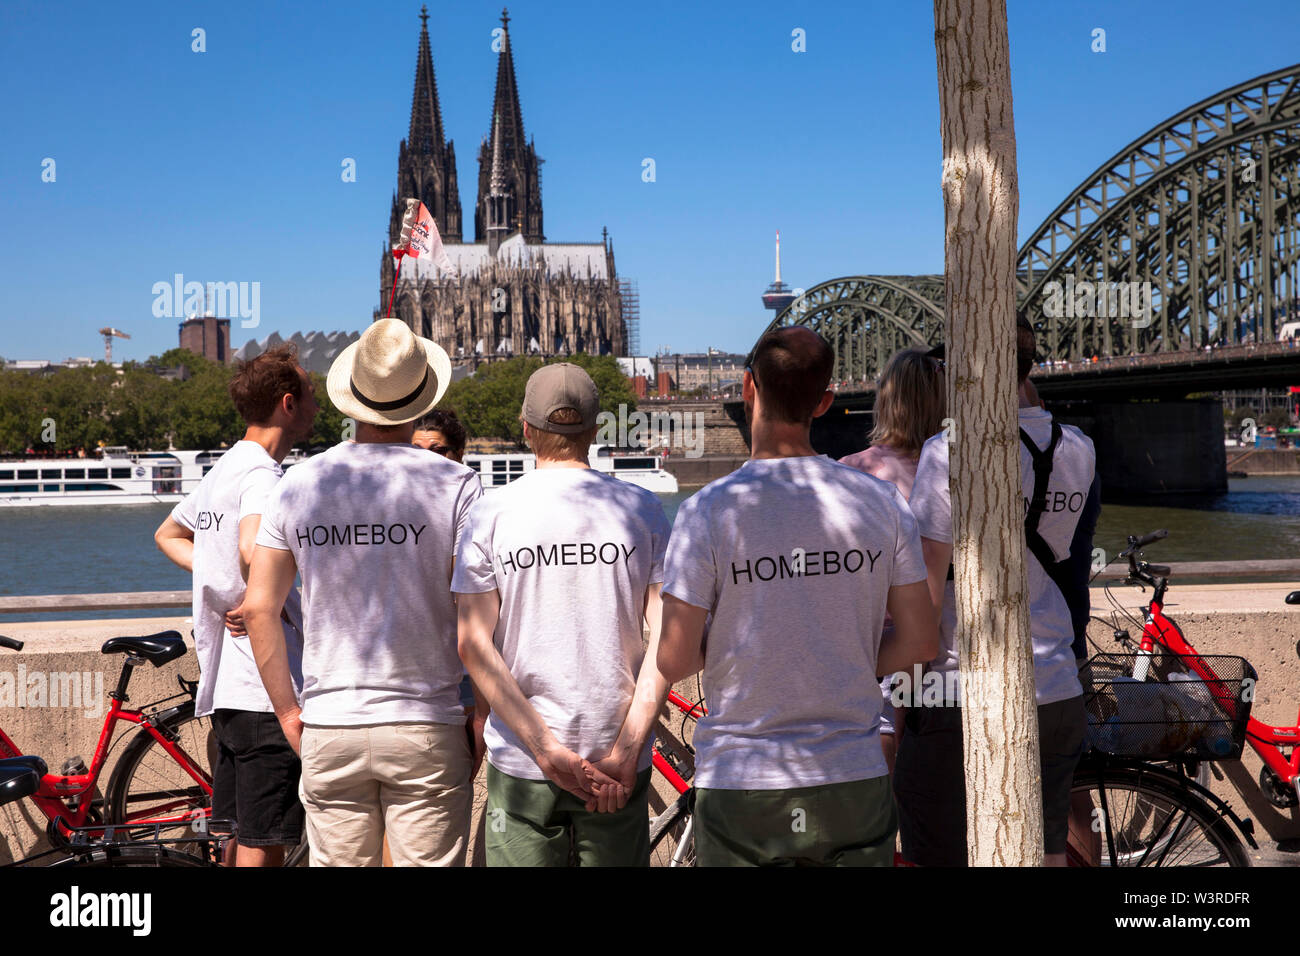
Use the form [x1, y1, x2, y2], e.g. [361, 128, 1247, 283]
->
[397, 199, 455, 274]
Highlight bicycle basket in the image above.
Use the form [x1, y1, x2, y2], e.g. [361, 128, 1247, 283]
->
[1080, 651, 1255, 760]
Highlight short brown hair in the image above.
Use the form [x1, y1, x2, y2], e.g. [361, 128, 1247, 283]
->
[525, 407, 597, 461]
[1017, 314, 1036, 382]
[869, 348, 946, 457]
[746, 327, 834, 424]
[229, 344, 303, 425]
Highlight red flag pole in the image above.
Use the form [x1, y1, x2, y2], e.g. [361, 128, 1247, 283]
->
[386, 249, 407, 318]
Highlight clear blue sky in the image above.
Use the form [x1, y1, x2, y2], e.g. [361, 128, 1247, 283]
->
[2, 0, 1299, 363]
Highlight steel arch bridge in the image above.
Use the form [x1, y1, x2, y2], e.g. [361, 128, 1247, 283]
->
[768, 63, 1300, 384]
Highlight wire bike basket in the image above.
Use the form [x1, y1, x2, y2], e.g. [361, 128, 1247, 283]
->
[1081, 651, 1255, 760]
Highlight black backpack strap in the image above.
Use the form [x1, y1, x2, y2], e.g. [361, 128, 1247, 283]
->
[1020, 422, 1063, 573]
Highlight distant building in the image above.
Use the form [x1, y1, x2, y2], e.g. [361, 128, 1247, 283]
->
[661, 352, 747, 393]
[3, 357, 108, 373]
[179, 316, 232, 364]
[234, 331, 361, 377]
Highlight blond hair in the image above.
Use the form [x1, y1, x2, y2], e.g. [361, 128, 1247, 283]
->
[868, 348, 946, 457]
[524, 407, 597, 461]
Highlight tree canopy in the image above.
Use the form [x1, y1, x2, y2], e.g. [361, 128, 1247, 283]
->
[0, 350, 633, 453]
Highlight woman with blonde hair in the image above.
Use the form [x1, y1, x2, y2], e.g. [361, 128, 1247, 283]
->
[840, 345, 946, 772]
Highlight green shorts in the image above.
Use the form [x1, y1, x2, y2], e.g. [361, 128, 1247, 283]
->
[484, 763, 652, 867]
[694, 774, 897, 867]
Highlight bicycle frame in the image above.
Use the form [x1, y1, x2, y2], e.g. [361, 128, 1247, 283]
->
[652, 689, 705, 796]
[0, 685, 211, 832]
[1135, 578, 1300, 799]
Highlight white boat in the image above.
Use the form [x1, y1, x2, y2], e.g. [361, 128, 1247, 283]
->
[0, 448, 225, 507]
[464, 445, 679, 494]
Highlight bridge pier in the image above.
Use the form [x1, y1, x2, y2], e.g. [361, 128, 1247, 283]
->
[1051, 398, 1227, 497]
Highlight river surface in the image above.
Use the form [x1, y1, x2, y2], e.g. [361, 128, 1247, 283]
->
[2, 476, 1298, 622]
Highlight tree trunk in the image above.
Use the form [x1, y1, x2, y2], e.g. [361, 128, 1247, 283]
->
[933, 0, 1042, 866]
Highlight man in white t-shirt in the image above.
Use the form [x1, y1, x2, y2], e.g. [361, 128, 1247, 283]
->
[242, 319, 481, 867]
[657, 327, 939, 867]
[153, 344, 318, 866]
[901, 316, 1094, 867]
[454, 363, 672, 866]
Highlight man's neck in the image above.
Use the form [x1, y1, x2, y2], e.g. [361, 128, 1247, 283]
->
[242, 425, 294, 463]
[534, 455, 589, 470]
[748, 420, 818, 460]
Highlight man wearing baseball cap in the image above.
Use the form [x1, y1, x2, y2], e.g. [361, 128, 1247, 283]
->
[243, 319, 482, 866]
[454, 362, 673, 866]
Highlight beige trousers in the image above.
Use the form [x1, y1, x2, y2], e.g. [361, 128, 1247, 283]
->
[299, 722, 472, 866]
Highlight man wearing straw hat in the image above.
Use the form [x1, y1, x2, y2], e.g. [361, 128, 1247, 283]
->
[243, 319, 482, 866]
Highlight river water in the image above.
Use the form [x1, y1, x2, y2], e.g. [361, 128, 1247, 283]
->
[2, 475, 1298, 623]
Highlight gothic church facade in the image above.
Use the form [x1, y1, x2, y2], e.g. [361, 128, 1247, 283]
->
[376, 8, 625, 361]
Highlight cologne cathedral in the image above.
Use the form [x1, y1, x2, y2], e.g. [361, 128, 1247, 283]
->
[376, 8, 626, 361]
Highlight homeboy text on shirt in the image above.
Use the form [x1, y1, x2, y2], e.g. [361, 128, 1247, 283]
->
[294, 523, 427, 547]
[195, 511, 224, 531]
[496, 541, 636, 576]
[730, 547, 882, 585]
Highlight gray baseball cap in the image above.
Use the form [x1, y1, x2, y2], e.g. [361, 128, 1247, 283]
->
[522, 363, 600, 434]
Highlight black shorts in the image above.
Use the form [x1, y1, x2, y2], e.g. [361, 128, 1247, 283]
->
[211, 709, 305, 848]
[893, 694, 1085, 865]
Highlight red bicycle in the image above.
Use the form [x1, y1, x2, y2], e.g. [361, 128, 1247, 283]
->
[0, 628, 307, 865]
[648, 688, 704, 867]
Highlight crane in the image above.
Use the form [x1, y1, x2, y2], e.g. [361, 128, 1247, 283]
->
[99, 327, 130, 364]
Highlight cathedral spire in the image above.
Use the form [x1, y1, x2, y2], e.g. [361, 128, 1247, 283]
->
[475, 8, 543, 243]
[408, 4, 446, 155]
[487, 8, 527, 173]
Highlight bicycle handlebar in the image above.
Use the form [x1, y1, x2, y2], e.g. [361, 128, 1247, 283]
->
[0, 636, 22, 652]
[1124, 529, 1168, 554]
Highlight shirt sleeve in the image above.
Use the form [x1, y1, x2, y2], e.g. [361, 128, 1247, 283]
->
[661, 492, 717, 612]
[450, 499, 498, 594]
[647, 496, 672, 585]
[170, 489, 199, 532]
[254, 480, 291, 552]
[890, 486, 927, 587]
[452, 471, 484, 553]
[237, 464, 280, 522]
[909, 437, 952, 544]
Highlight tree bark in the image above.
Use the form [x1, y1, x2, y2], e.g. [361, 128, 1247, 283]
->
[933, 0, 1042, 866]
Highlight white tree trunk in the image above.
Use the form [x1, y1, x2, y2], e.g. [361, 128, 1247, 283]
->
[933, 0, 1042, 866]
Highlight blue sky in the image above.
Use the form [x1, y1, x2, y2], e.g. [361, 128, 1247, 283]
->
[2, 0, 1299, 363]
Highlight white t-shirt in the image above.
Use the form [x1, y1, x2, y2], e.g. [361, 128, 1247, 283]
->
[451, 468, 671, 781]
[171, 440, 304, 717]
[908, 406, 1095, 706]
[256, 442, 481, 726]
[662, 455, 927, 790]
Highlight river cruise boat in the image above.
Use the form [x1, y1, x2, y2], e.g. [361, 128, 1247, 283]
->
[1, 444, 675, 506]
[465, 445, 679, 494]
[0, 448, 227, 507]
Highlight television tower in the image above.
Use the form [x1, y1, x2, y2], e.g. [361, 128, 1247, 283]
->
[761, 230, 797, 313]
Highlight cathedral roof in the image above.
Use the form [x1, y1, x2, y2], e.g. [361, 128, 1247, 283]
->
[409, 233, 609, 281]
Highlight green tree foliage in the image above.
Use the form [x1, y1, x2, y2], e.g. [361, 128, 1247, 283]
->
[442, 354, 636, 446]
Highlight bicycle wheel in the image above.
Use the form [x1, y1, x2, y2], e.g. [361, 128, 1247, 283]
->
[105, 701, 213, 830]
[49, 844, 213, 868]
[284, 832, 310, 867]
[649, 790, 696, 867]
[1070, 764, 1249, 867]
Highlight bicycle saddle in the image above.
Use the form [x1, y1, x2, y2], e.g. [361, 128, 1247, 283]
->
[0, 757, 46, 807]
[101, 631, 187, 667]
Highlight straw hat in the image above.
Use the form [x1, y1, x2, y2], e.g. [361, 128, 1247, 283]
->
[326, 319, 452, 426]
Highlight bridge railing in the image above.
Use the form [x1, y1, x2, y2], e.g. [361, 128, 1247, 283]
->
[1034, 338, 1300, 376]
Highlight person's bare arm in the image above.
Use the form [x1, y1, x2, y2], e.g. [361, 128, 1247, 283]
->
[457, 589, 619, 808]
[878, 579, 940, 676]
[222, 515, 265, 638]
[921, 536, 953, 620]
[657, 593, 709, 686]
[590, 584, 669, 809]
[244, 545, 302, 753]
[154, 516, 195, 573]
